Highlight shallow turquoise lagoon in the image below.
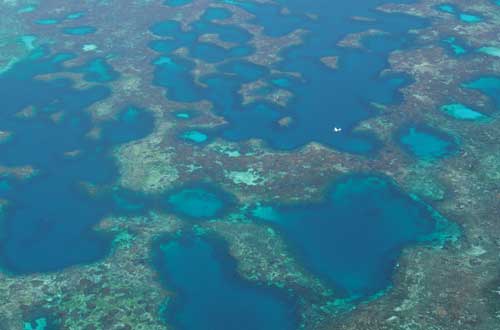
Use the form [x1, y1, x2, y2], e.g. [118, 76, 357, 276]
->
[35, 18, 59, 25]
[24, 317, 48, 330]
[251, 175, 452, 297]
[438, 4, 456, 14]
[23, 314, 61, 330]
[442, 37, 467, 56]
[477, 47, 500, 58]
[20, 35, 37, 51]
[154, 234, 298, 330]
[66, 12, 85, 20]
[441, 103, 487, 120]
[459, 13, 482, 23]
[437, 4, 482, 23]
[181, 130, 209, 143]
[399, 125, 457, 161]
[175, 112, 192, 119]
[17, 5, 37, 14]
[164, 0, 192, 6]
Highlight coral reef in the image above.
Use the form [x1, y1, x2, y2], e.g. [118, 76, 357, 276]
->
[0, 0, 499, 329]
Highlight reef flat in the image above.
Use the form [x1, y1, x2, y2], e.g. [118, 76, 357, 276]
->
[0, 0, 499, 329]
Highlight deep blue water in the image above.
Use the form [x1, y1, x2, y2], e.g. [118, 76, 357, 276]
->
[72, 58, 119, 83]
[250, 175, 443, 297]
[164, 184, 235, 220]
[154, 234, 298, 330]
[151, 0, 427, 153]
[0, 52, 154, 273]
